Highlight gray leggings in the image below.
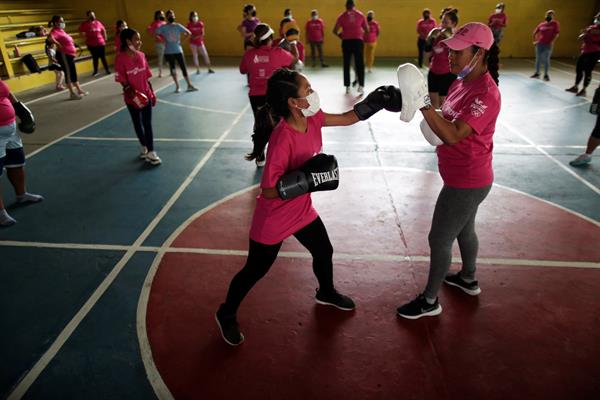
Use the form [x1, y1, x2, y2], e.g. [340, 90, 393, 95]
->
[424, 184, 492, 299]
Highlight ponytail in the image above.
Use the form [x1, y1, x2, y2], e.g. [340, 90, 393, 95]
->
[246, 68, 300, 161]
[119, 28, 137, 52]
[485, 43, 500, 86]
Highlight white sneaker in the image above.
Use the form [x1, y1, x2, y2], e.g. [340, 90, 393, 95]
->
[569, 153, 592, 167]
[357, 86, 364, 94]
[146, 151, 162, 165]
[70, 92, 82, 100]
[187, 85, 198, 92]
[345, 86, 350, 94]
[79, 91, 89, 96]
[175, 87, 181, 93]
[139, 146, 148, 159]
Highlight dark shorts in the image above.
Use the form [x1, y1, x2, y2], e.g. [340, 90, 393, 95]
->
[428, 71, 456, 96]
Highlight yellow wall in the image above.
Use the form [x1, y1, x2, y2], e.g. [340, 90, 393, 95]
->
[69, 0, 598, 58]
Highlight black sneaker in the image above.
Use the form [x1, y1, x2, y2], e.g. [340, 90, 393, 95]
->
[396, 294, 442, 320]
[215, 305, 244, 346]
[315, 288, 355, 311]
[321, 63, 329, 68]
[543, 75, 550, 81]
[352, 79, 358, 87]
[530, 73, 540, 79]
[444, 272, 481, 296]
[565, 86, 578, 93]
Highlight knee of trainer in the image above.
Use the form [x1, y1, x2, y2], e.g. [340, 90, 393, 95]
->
[428, 231, 453, 250]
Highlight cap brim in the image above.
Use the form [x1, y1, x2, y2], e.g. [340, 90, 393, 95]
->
[440, 36, 472, 51]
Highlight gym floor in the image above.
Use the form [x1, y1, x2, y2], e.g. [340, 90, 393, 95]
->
[1, 57, 599, 400]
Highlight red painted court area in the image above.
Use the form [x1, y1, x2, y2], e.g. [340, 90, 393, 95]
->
[145, 169, 600, 399]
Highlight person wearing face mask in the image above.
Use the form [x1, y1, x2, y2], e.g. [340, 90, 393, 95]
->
[147, 10, 166, 78]
[79, 10, 110, 76]
[238, 4, 260, 50]
[48, 15, 88, 100]
[531, 10, 560, 81]
[155, 10, 197, 93]
[114, 20, 128, 53]
[215, 68, 403, 345]
[488, 3, 507, 45]
[279, 8, 300, 40]
[364, 10, 380, 73]
[565, 14, 600, 97]
[240, 23, 298, 167]
[396, 22, 501, 320]
[426, 9, 459, 109]
[187, 11, 215, 75]
[305, 9, 328, 68]
[416, 8, 436, 69]
[114, 28, 160, 165]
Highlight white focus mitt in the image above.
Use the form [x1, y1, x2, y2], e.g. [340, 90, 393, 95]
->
[397, 63, 431, 123]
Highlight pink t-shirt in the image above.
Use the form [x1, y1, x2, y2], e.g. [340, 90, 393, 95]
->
[50, 28, 77, 56]
[437, 72, 501, 189]
[488, 12, 507, 29]
[187, 21, 205, 46]
[416, 18, 437, 40]
[147, 20, 166, 43]
[0, 81, 16, 127]
[305, 18, 325, 42]
[534, 20, 560, 45]
[240, 45, 294, 96]
[581, 25, 600, 54]
[114, 31, 122, 51]
[114, 50, 155, 104]
[364, 20, 380, 43]
[78, 20, 106, 46]
[250, 111, 325, 244]
[336, 9, 367, 40]
[429, 36, 451, 74]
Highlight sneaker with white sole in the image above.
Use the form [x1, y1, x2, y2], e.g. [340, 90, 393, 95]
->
[357, 86, 364, 94]
[396, 294, 442, 319]
[70, 92, 82, 100]
[569, 153, 592, 167]
[146, 151, 162, 165]
[444, 272, 482, 296]
[215, 305, 244, 346]
[139, 146, 148, 159]
[187, 86, 198, 92]
[175, 87, 181, 93]
[315, 288, 355, 311]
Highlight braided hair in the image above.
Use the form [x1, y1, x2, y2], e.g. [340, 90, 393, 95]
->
[471, 43, 500, 86]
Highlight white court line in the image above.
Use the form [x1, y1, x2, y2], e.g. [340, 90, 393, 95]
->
[5, 103, 250, 400]
[23, 73, 115, 106]
[523, 58, 600, 85]
[157, 98, 240, 115]
[499, 120, 600, 196]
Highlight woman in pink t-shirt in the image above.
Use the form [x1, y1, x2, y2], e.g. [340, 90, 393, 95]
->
[147, 10, 166, 78]
[531, 10, 560, 81]
[305, 9, 328, 68]
[426, 9, 458, 109]
[488, 3, 507, 45]
[78, 10, 109, 76]
[187, 11, 214, 74]
[397, 23, 501, 320]
[364, 10, 380, 72]
[240, 23, 298, 166]
[565, 14, 600, 97]
[215, 68, 401, 345]
[114, 28, 160, 165]
[416, 8, 436, 68]
[47, 15, 87, 100]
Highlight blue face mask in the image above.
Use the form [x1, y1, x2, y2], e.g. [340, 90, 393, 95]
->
[457, 50, 480, 79]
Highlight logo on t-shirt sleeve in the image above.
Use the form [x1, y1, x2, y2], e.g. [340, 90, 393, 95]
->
[470, 97, 488, 117]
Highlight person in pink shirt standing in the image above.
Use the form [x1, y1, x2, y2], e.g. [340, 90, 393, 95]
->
[364, 10, 380, 73]
[0, 81, 43, 227]
[305, 9, 328, 68]
[397, 23, 501, 319]
[147, 10, 166, 78]
[79, 10, 109, 77]
[48, 15, 87, 100]
[531, 10, 560, 81]
[187, 11, 214, 75]
[488, 3, 508, 45]
[333, 0, 369, 94]
[566, 13, 600, 97]
[215, 68, 404, 345]
[240, 23, 298, 167]
[238, 4, 260, 50]
[426, 9, 459, 109]
[114, 28, 160, 165]
[114, 20, 128, 53]
[416, 8, 436, 68]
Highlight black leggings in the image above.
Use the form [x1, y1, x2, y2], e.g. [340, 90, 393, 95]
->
[417, 38, 426, 68]
[126, 103, 154, 151]
[592, 110, 600, 139]
[57, 51, 78, 84]
[165, 53, 188, 77]
[309, 41, 324, 64]
[88, 45, 110, 74]
[576, 52, 600, 88]
[342, 39, 364, 87]
[222, 217, 335, 315]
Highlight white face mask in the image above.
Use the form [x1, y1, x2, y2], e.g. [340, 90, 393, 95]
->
[192, 16, 199, 23]
[59, 22, 66, 29]
[128, 44, 137, 52]
[495, 8, 502, 14]
[312, 15, 318, 20]
[298, 91, 320, 117]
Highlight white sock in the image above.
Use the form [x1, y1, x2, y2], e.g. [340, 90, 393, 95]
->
[0, 209, 16, 226]
[425, 296, 436, 305]
[17, 192, 44, 204]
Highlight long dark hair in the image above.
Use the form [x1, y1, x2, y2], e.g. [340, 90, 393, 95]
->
[472, 43, 500, 86]
[154, 10, 164, 21]
[48, 15, 62, 28]
[119, 28, 137, 52]
[247, 68, 300, 161]
[253, 23, 273, 47]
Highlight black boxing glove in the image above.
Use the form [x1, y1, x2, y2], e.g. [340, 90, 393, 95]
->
[277, 154, 339, 200]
